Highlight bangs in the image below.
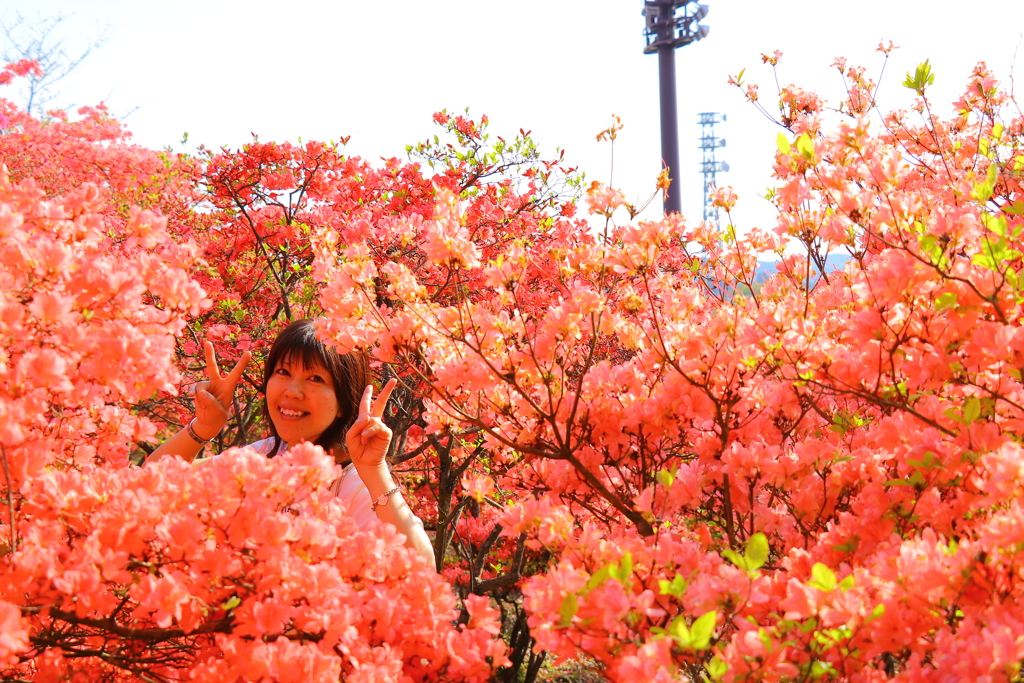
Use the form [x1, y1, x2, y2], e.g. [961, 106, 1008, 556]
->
[265, 318, 333, 377]
[276, 340, 331, 373]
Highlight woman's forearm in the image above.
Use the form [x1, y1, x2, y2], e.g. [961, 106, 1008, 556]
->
[145, 420, 216, 464]
[354, 462, 436, 567]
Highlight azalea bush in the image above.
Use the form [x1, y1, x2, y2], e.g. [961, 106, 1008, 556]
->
[0, 85, 511, 680]
[3, 46, 1024, 683]
[2, 443, 505, 682]
[314, 51, 1024, 682]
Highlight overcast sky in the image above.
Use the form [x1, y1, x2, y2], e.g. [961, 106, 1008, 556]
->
[3, 0, 1024, 232]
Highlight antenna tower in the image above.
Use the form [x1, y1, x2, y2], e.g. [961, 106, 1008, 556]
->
[697, 112, 729, 229]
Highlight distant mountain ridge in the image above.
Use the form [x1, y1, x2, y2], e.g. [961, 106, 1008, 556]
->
[754, 254, 851, 286]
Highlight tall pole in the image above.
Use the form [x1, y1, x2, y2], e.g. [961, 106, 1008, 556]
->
[658, 23, 681, 215]
[642, 1, 710, 215]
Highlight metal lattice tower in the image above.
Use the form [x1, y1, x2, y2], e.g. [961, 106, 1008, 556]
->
[697, 112, 729, 229]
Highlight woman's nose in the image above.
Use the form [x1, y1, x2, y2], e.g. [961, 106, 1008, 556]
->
[284, 377, 304, 397]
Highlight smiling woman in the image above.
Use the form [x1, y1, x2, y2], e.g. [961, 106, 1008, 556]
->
[266, 356, 342, 445]
[146, 318, 436, 564]
[260, 318, 367, 458]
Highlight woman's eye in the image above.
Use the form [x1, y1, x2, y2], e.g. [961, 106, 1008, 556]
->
[274, 367, 290, 376]
[310, 374, 325, 383]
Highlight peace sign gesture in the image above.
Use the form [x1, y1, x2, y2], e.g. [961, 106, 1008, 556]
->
[191, 342, 252, 441]
[346, 378, 398, 469]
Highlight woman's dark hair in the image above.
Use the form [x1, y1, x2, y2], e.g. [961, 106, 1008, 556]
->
[261, 318, 369, 462]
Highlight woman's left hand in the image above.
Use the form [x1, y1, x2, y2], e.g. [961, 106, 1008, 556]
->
[346, 378, 398, 469]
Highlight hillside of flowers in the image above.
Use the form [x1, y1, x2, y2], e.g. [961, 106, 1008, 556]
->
[2, 49, 1024, 682]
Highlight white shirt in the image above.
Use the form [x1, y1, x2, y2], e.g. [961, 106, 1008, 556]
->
[247, 438, 377, 529]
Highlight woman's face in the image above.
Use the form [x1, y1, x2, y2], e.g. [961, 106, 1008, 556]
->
[265, 356, 341, 445]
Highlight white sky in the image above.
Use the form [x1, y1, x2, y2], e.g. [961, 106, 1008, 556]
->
[3, 0, 1024, 232]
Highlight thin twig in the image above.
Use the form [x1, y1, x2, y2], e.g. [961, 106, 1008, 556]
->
[0, 444, 16, 550]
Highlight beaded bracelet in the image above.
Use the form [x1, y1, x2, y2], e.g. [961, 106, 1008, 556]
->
[371, 486, 401, 512]
[186, 419, 214, 445]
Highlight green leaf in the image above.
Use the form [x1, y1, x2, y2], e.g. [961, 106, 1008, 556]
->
[963, 396, 981, 424]
[810, 660, 835, 677]
[972, 165, 998, 202]
[585, 564, 612, 593]
[559, 593, 578, 627]
[918, 233, 945, 264]
[722, 548, 747, 571]
[667, 615, 691, 646]
[796, 132, 815, 160]
[838, 574, 856, 592]
[973, 238, 1012, 269]
[832, 535, 860, 554]
[689, 610, 718, 650]
[970, 249, 995, 270]
[934, 292, 958, 310]
[903, 59, 935, 95]
[865, 603, 886, 624]
[656, 468, 676, 488]
[620, 552, 633, 580]
[798, 616, 819, 633]
[221, 595, 241, 611]
[610, 552, 634, 584]
[907, 452, 944, 470]
[745, 533, 769, 571]
[776, 132, 791, 155]
[658, 574, 689, 597]
[808, 562, 838, 592]
[705, 656, 728, 681]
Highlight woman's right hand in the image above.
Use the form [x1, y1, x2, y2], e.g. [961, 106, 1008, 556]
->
[191, 342, 251, 441]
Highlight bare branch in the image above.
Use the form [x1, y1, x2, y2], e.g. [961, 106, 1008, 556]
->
[0, 12, 111, 117]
